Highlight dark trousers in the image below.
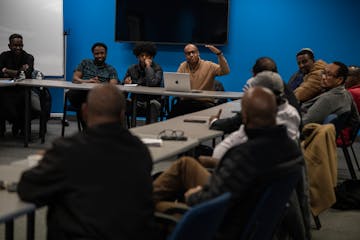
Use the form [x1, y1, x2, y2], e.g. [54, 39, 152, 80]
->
[66, 89, 88, 128]
[0, 86, 25, 128]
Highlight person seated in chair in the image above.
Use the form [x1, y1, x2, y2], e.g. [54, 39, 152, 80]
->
[153, 87, 304, 240]
[123, 42, 163, 123]
[337, 65, 360, 144]
[301, 61, 358, 125]
[168, 44, 230, 118]
[67, 42, 119, 128]
[0, 33, 34, 136]
[18, 84, 158, 240]
[210, 71, 301, 164]
[288, 48, 327, 103]
[210, 57, 300, 134]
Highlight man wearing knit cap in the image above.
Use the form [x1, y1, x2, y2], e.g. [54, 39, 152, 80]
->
[211, 71, 301, 161]
[288, 48, 327, 103]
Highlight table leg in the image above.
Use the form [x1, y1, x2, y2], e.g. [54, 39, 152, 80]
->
[131, 94, 137, 128]
[145, 96, 151, 124]
[5, 220, 14, 240]
[24, 87, 31, 147]
[27, 212, 35, 240]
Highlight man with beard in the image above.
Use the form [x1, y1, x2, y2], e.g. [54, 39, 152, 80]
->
[288, 48, 327, 103]
[67, 42, 119, 127]
[168, 43, 230, 118]
[123, 42, 163, 123]
[0, 33, 34, 136]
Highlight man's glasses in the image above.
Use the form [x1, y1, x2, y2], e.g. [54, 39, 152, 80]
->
[158, 129, 187, 141]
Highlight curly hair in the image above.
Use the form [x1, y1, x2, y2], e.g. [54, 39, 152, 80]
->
[133, 42, 157, 57]
[91, 42, 107, 53]
[252, 57, 278, 75]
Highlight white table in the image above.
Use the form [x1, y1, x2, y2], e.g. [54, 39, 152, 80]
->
[131, 100, 241, 143]
[0, 165, 36, 240]
[12, 79, 243, 147]
[17, 79, 243, 139]
[134, 133, 199, 163]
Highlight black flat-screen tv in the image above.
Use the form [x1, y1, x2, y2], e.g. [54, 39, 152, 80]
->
[115, 0, 229, 45]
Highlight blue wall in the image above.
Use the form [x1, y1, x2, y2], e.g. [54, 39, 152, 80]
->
[58, 0, 360, 112]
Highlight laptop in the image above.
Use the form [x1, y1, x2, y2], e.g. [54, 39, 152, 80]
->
[163, 72, 202, 93]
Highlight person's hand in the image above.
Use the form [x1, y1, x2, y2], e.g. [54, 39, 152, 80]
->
[145, 58, 152, 68]
[184, 185, 203, 201]
[209, 109, 222, 126]
[124, 76, 132, 84]
[88, 76, 101, 83]
[21, 64, 29, 71]
[198, 155, 219, 168]
[205, 45, 222, 55]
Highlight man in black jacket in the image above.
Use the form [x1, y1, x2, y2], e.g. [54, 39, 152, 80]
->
[123, 42, 163, 123]
[0, 33, 35, 136]
[153, 87, 303, 239]
[18, 84, 158, 240]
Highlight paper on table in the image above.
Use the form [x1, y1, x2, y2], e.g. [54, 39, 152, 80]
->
[141, 138, 163, 147]
[0, 79, 14, 83]
[11, 154, 43, 168]
[124, 84, 138, 87]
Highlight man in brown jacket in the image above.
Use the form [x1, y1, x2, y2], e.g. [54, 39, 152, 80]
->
[288, 48, 327, 103]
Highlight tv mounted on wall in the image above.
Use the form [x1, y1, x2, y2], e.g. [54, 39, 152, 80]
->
[115, 0, 229, 45]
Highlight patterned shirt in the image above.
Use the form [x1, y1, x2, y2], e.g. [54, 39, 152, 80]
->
[75, 59, 118, 83]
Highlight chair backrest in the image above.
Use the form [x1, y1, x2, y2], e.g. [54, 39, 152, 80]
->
[349, 121, 360, 144]
[240, 162, 303, 240]
[323, 112, 351, 137]
[167, 192, 231, 240]
[214, 79, 228, 105]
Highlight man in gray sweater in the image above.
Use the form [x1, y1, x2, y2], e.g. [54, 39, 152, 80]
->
[302, 61, 357, 125]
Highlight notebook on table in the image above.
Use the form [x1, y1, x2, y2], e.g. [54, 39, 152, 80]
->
[163, 72, 202, 93]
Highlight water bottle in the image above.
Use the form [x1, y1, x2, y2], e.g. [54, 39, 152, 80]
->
[19, 70, 26, 80]
[36, 71, 43, 80]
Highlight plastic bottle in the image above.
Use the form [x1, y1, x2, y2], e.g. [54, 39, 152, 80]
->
[36, 71, 43, 80]
[19, 70, 26, 80]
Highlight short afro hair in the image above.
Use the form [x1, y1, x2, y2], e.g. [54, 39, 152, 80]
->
[133, 42, 157, 57]
[91, 42, 107, 53]
[252, 57, 278, 75]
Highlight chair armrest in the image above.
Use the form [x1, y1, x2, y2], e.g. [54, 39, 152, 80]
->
[156, 201, 190, 215]
[155, 212, 179, 224]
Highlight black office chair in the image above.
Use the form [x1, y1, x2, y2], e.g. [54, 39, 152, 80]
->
[155, 192, 231, 240]
[324, 112, 357, 180]
[336, 122, 360, 171]
[33, 86, 52, 143]
[125, 94, 168, 128]
[214, 79, 228, 105]
[0, 70, 51, 143]
[239, 162, 303, 240]
[61, 90, 83, 136]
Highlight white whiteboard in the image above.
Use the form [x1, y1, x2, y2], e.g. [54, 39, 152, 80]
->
[0, 0, 64, 76]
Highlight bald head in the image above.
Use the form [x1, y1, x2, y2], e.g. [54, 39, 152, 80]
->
[242, 87, 277, 128]
[82, 84, 125, 127]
